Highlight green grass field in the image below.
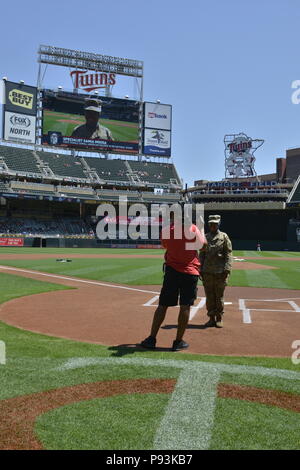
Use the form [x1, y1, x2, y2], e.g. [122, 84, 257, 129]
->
[0, 248, 299, 288]
[0, 248, 299, 450]
[43, 110, 139, 142]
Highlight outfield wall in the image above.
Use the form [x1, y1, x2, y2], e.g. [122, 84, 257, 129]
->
[11, 236, 297, 251]
[1, 198, 299, 251]
[19, 238, 162, 249]
[230, 239, 299, 251]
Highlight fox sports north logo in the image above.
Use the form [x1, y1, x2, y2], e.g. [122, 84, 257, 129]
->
[9, 115, 31, 127]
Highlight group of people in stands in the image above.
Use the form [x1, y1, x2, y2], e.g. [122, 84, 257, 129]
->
[0, 217, 94, 238]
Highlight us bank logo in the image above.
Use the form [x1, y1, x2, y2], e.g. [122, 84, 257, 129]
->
[148, 112, 167, 119]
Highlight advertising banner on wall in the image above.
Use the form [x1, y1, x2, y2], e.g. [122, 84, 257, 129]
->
[144, 102, 171, 131]
[42, 90, 139, 154]
[4, 111, 36, 144]
[4, 81, 37, 116]
[0, 238, 24, 246]
[143, 128, 171, 157]
[2, 81, 37, 144]
[0, 80, 4, 139]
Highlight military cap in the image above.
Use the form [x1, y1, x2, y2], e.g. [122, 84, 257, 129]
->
[84, 98, 103, 112]
[208, 214, 221, 224]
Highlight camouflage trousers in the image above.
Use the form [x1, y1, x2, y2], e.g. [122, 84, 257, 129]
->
[202, 273, 227, 318]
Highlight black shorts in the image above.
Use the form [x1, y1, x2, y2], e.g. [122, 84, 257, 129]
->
[159, 265, 198, 307]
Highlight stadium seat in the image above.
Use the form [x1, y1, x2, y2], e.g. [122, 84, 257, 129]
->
[128, 161, 180, 185]
[36, 151, 87, 179]
[0, 145, 41, 175]
[83, 157, 130, 182]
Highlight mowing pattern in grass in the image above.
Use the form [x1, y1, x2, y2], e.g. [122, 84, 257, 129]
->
[236, 259, 300, 290]
[35, 394, 169, 450]
[0, 272, 70, 304]
[210, 398, 300, 450]
[0, 247, 299, 257]
[0, 247, 164, 255]
[0, 258, 165, 285]
[234, 251, 300, 258]
[1, 255, 300, 288]
[220, 372, 300, 396]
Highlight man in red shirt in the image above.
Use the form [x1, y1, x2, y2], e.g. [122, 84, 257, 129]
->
[140, 211, 206, 351]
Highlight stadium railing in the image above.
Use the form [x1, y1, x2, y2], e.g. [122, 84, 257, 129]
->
[202, 201, 286, 210]
[10, 181, 56, 194]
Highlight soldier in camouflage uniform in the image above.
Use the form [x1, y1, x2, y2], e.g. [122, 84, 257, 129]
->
[71, 99, 114, 141]
[199, 215, 232, 328]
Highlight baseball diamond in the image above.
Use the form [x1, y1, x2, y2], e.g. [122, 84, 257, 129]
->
[1, 36, 300, 452]
[0, 259, 299, 356]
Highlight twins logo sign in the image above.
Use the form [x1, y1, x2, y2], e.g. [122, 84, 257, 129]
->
[70, 70, 116, 92]
[224, 133, 264, 179]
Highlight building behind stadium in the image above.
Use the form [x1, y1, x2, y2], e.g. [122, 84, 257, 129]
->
[187, 140, 300, 250]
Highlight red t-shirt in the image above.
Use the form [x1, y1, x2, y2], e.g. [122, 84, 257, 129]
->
[161, 223, 206, 275]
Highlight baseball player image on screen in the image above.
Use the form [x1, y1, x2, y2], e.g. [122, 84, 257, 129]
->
[71, 99, 114, 141]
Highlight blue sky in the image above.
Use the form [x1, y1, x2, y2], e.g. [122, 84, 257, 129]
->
[1, 0, 300, 186]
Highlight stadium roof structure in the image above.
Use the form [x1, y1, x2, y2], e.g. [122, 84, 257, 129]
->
[287, 175, 300, 204]
[38, 45, 143, 79]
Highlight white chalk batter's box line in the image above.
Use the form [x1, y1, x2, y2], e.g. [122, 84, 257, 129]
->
[239, 298, 300, 324]
[143, 296, 232, 321]
[144, 295, 300, 324]
[1, 266, 299, 326]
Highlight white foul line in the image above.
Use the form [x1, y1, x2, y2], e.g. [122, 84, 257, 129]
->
[143, 295, 160, 307]
[288, 301, 300, 312]
[189, 297, 206, 320]
[239, 299, 252, 324]
[0, 265, 160, 295]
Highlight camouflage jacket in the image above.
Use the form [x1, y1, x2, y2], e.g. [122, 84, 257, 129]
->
[199, 230, 232, 274]
[71, 123, 114, 140]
